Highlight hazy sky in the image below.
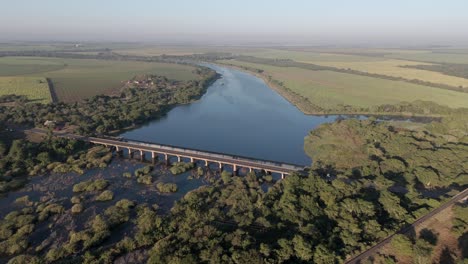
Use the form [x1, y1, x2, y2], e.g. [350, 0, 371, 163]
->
[1, 0, 468, 45]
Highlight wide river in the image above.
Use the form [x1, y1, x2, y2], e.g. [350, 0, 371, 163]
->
[122, 64, 338, 166]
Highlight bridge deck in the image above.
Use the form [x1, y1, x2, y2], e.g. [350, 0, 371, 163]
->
[89, 137, 306, 174]
[27, 128, 306, 174]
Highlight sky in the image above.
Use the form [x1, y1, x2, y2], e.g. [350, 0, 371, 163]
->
[1, 0, 468, 45]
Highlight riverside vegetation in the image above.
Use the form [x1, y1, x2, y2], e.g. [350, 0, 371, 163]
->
[1, 108, 466, 263]
[0, 50, 467, 262]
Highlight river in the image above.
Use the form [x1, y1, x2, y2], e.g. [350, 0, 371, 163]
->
[121, 64, 339, 166]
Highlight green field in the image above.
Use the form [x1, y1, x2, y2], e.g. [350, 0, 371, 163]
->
[0, 76, 52, 103]
[237, 49, 468, 88]
[0, 57, 198, 102]
[221, 60, 468, 110]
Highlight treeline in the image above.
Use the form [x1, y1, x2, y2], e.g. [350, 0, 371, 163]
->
[0, 50, 234, 64]
[402, 63, 468, 81]
[234, 56, 468, 93]
[0, 66, 218, 136]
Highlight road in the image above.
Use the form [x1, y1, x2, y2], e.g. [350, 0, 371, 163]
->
[345, 187, 468, 264]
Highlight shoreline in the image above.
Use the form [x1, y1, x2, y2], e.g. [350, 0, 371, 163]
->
[215, 62, 445, 119]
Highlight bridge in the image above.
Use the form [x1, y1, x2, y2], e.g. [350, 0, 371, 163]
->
[29, 129, 306, 178]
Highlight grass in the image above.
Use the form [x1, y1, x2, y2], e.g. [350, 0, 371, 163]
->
[0, 76, 52, 103]
[220, 60, 468, 110]
[0, 57, 199, 102]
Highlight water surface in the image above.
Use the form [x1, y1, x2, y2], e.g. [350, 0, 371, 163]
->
[122, 64, 338, 166]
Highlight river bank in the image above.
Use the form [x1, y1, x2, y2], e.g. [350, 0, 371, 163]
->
[216, 62, 446, 118]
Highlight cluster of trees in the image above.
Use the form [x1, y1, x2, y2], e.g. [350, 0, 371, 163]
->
[0, 66, 218, 136]
[0, 136, 112, 193]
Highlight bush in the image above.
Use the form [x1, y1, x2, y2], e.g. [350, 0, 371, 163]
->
[135, 166, 153, 177]
[390, 234, 413, 256]
[116, 199, 136, 209]
[96, 190, 114, 201]
[156, 182, 178, 193]
[170, 162, 195, 175]
[263, 174, 273, 182]
[14, 195, 33, 206]
[137, 175, 152, 185]
[73, 179, 109, 193]
[221, 171, 232, 184]
[71, 204, 84, 214]
[123, 172, 132, 178]
[70, 196, 81, 204]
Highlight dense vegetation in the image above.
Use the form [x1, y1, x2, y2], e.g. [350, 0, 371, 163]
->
[0, 135, 112, 194]
[0, 66, 217, 135]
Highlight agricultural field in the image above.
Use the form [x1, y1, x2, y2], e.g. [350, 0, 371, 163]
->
[113, 45, 261, 56]
[0, 76, 52, 103]
[385, 51, 468, 64]
[220, 60, 468, 110]
[238, 49, 468, 88]
[0, 57, 198, 102]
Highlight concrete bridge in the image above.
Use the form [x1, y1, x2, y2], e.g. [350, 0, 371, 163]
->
[91, 137, 306, 178]
[29, 129, 306, 178]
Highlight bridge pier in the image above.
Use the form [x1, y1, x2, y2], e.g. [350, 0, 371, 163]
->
[204, 160, 209, 166]
[232, 164, 237, 176]
[190, 157, 194, 163]
[218, 162, 223, 172]
[177, 155, 181, 163]
[128, 148, 134, 159]
[140, 150, 144, 161]
[164, 154, 169, 165]
[281, 173, 285, 179]
[115, 146, 123, 157]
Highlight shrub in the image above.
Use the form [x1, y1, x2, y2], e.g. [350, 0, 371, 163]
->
[70, 196, 81, 204]
[96, 190, 114, 201]
[123, 172, 132, 178]
[156, 182, 178, 193]
[263, 174, 273, 182]
[221, 171, 232, 184]
[135, 166, 153, 177]
[14, 196, 33, 206]
[390, 234, 413, 256]
[137, 175, 152, 185]
[170, 162, 195, 175]
[73, 179, 109, 192]
[71, 204, 84, 214]
[116, 199, 136, 209]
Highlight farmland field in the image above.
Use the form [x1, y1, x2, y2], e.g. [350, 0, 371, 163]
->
[238, 49, 468, 88]
[0, 57, 199, 102]
[220, 60, 468, 110]
[0, 76, 52, 103]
